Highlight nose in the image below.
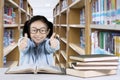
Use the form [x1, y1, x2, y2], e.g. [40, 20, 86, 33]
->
[36, 30, 41, 35]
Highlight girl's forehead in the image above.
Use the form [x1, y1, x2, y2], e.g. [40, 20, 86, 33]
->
[31, 21, 47, 28]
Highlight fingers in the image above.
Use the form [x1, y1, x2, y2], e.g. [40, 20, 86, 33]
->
[24, 33, 28, 38]
[50, 33, 56, 39]
[19, 33, 28, 50]
[23, 33, 28, 41]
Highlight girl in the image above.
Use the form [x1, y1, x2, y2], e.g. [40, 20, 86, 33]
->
[18, 15, 59, 66]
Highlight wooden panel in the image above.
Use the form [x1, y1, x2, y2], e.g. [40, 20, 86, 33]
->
[6, 47, 19, 61]
[68, 28, 80, 43]
[0, 0, 4, 67]
[68, 8, 80, 24]
[60, 13, 67, 24]
[85, 0, 91, 55]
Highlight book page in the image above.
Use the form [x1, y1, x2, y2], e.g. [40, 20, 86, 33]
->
[5, 64, 36, 74]
[37, 65, 65, 74]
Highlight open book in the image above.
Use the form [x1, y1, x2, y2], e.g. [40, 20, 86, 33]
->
[5, 64, 65, 74]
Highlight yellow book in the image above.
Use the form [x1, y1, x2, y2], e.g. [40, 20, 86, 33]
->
[66, 68, 117, 78]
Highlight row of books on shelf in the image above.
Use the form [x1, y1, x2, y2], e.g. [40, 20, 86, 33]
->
[4, 29, 15, 47]
[92, 0, 120, 25]
[80, 8, 85, 24]
[91, 31, 120, 55]
[61, 0, 68, 10]
[66, 54, 119, 78]
[20, 0, 24, 8]
[72, 0, 76, 2]
[4, 6, 16, 24]
[80, 29, 85, 49]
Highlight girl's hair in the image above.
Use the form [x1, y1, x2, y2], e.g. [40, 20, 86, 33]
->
[23, 15, 53, 39]
[23, 20, 29, 37]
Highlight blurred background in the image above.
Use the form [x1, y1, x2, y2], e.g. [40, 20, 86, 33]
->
[28, 0, 59, 22]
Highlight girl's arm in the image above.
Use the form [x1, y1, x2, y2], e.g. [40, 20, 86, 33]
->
[18, 37, 30, 53]
[45, 39, 60, 54]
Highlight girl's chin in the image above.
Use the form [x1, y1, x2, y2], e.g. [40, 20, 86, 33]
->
[34, 40, 43, 44]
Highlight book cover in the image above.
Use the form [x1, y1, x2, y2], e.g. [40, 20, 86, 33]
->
[72, 63, 118, 70]
[75, 60, 119, 66]
[70, 54, 118, 62]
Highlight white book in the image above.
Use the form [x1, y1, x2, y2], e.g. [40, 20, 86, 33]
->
[72, 63, 118, 70]
[5, 64, 65, 74]
[70, 54, 118, 62]
[76, 61, 119, 66]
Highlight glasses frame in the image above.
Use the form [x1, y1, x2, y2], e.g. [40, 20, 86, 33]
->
[30, 27, 49, 34]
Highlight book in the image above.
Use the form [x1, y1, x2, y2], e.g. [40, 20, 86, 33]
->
[75, 60, 119, 66]
[66, 68, 117, 78]
[5, 64, 65, 74]
[70, 54, 118, 62]
[71, 63, 118, 70]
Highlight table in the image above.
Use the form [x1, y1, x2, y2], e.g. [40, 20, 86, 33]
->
[0, 68, 120, 80]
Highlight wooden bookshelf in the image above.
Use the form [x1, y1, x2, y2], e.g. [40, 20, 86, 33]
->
[53, 0, 86, 68]
[53, 0, 120, 70]
[0, 0, 33, 67]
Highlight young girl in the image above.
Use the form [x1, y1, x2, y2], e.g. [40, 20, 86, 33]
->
[18, 15, 59, 66]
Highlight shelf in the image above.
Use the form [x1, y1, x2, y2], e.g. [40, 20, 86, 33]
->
[3, 43, 18, 57]
[69, 43, 85, 55]
[56, 53, 60, 62]
[4, 24, 19, 28]
[60, 50, 67, 61]
[61, 37, 67, 44]
[61, 24, 67, 27]
[54, 24, 60, 27]
[69, 0, 85, 9]
[69, 24, 85, 28]
[4, 61, 18, 68]
[5, 0, 19, 8]
[90, 24, 120, 31]
[60, 63, 66, 68]
[20, 8, 26, 13]
[20, 24, 24, 27]
[61, 7, 67, 14]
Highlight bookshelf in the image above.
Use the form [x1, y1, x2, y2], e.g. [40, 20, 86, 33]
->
[53, 0, 89, 68]
[0, 0, 33, 68]
[53, 0, 120, 69]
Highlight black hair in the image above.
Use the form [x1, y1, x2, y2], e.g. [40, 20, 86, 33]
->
[23, 20, 29, 37]
[23, 15, 53, 39]
[47, 21, 53, 38]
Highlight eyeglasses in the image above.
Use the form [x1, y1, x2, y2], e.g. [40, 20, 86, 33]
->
[30, 27, 48, 34]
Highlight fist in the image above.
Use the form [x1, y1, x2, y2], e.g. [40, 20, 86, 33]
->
[50, 33, 59, 49]
[19, 33, 28, 51]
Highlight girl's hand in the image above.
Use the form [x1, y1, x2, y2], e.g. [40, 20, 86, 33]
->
[19, 33, 28, 51]
[50, 33, 58, 49]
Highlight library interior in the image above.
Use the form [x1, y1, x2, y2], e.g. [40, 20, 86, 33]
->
[0, 0, 120, 80]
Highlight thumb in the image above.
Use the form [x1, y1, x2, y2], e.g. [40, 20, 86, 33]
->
[24, 33, 28, 38]
[50, 33, 56, 39]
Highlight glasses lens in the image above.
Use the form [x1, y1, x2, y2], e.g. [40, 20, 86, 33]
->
[40, 28, 47, 34]
[30, 28, 37, 34]
[30, 27, 48, 34]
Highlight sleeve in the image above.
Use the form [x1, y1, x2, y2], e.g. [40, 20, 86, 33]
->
[45, 39, 60, 54]
[17, 37, 30, 53]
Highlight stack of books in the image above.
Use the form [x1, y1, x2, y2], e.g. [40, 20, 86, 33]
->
[66, 54, 119, 78]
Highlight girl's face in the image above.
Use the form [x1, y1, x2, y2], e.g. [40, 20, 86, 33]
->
[30, 21, 49, 45]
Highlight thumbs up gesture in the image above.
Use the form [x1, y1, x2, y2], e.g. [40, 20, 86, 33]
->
[19, 33, 29, 51]
[50, 33, 59, 49]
